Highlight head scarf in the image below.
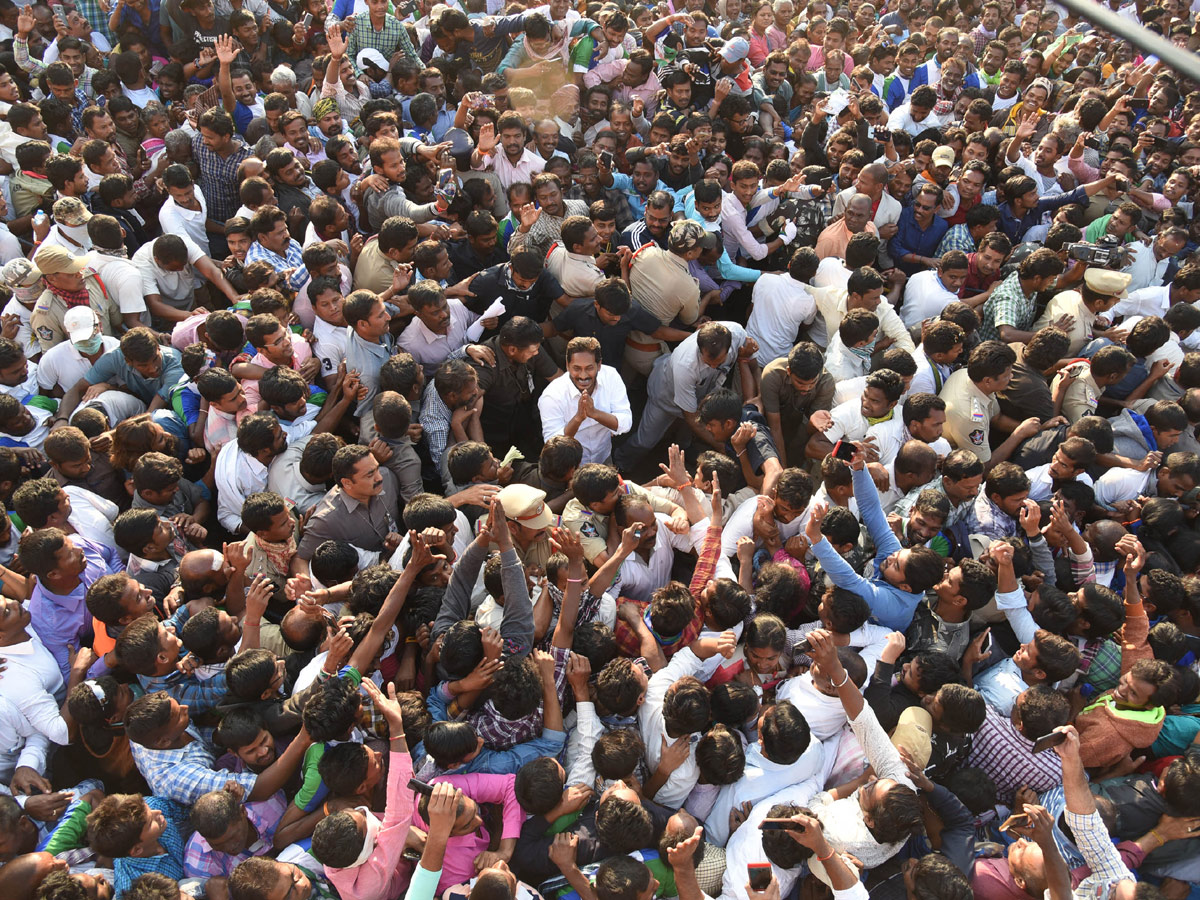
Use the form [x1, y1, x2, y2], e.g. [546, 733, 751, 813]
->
[313, 97, 340, 121]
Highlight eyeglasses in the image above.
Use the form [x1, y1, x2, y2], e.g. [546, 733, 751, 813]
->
[914, 202, 936, 211]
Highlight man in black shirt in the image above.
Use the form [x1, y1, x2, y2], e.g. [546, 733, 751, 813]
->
[549, 278, 689, 372]
[462, 247, 569, 338]
[447, 210, 509, 284]
[696, 387, 782, 493]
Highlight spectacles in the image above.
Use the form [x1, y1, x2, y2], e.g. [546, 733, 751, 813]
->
[914, 202, 936, 211]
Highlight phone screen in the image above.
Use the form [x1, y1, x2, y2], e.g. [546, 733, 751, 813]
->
[748, 864, 773, 892]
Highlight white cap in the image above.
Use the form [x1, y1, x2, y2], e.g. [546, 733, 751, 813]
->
[63, 306, 99, 344]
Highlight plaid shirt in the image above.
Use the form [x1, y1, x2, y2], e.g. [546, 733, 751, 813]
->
[979, 270, 1037, 342]
[418, 381, 454, 471]
[138, 668, 229, 714]
[969, 25, 995, 55]
[1079, 638, 1123, 694]
[966, 704, 1063, 806]
[935, 222, 977, 256]
[14, 38, 97, 100]
[614, 523, 722, 657]
[182, 792, 287, 878]
[1066, 808, 1135, 899]
[466, 646, 571, 750]
[347, 15, 420, 68]
[130, 729, 259, 805]
[114, 797, 189, 897]
[247, 239, 309, 292]
[192, 132, 253, 224]
[74, 0, 115, 42]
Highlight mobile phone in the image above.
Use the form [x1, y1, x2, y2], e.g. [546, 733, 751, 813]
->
[1031, 731, 1068, 753]
[1127, 98, 1149, 110]
[747, 863, 773, 892]
[820, 175, 835, 192]
[832, 439, 855, 461]
[408, 778, 436, 797]
[1083, 135, 1103, 151]
[998, 812, 1029, 833]
[760, 818, 805, 832]
[632, 524, 644, 538]
[793, 638, 813, 655]
[302, 12, 312, 26]
[874, 127, 892, 142]
[437, 167, 455, 193]
[599, 149, 615, 168]
[977, 630, 991, 656]
[51, 3, 65, 18]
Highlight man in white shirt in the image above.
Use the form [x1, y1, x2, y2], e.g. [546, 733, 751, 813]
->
[472, 110, 546, 190]
[1121, 228, 1188, 294]
[901, 252, 969, 329]
[132, 234, 236, 326]
[159, 165, 212, 251]
[215, 412, 287, 533]
[538, 336, 631, 465]
[267, 432, 337, 516]
[888, 86, 947, 136]
[638, 646, 709, 808]
[396, 281, 479, 377]
[705, 700, 825, 846]
[808, 369, 908, 466]
[908, 319, 964, 397]
[86, 214, 151, 330]
[0, 595, 69, 784]
[747, 247, 820, 365]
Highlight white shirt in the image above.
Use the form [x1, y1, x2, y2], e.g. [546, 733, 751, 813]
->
[159, 192, 210, 250]
[888, 102, 948, 137]
[616, 515, 707, 603]
[132, 235, 207, 302]
[38, 338, 120, 398]
[721, 187, 781, 263]
[313, 319, 350, 380]
[1122, 242, 1173, 294]
[901, 269, 960, 328]
[1093, 466, 1154, 510]
[722, 780, 822, 900]
[2, 405, 51, 450]
[720, 494, 804, 565]
[824, 334, 871, 382]
[267, 434, 329, 516]
[776, 673, 849, 741]
[825, 397, 906, 465]
[705, 737, 825, 846]
[396, 299, 479, 376]
[747, 273, 817, 365]
[64, 485, 119, 548]
[89, 253, 148, 318]
[215, 440, 269, 532]
[3, 296, 37, 360]
[538, 366, 632, 465]
[908, 345, 951, 397]
[1026, 462, 1093, 501]
[1111, 284, 1169, 321]
[639, 646, 706, 807]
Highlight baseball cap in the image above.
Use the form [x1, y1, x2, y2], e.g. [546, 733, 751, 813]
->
[497, 484, 553, 530]
[668, 219, 706, 253]
[64, 306, 100, 343]
[356, 48, 389, 72]
[52, 196, 92, 227]
[891, 706, 933, 768]
[1083, 267, 1132, 299]
[0, 257, 42, 289]
[931, 146, 956, 169]
[34, 245, 88, 276]
[720, 36, 750, 63]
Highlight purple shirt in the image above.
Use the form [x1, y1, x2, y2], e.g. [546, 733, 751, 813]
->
[29, 536, 121, 681]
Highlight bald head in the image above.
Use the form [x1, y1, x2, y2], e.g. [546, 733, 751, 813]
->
[179, 549, 230, 598]
[858, 163, 889, 195]
[0, 853, 67, 900]
[844, 193, 874, 233]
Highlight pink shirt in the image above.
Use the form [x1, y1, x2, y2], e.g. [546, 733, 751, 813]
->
[412, 773, 522, 893]
[171, 313, 207, 352]
[324, 750, 415, 900]
[241, 335, 314, 412]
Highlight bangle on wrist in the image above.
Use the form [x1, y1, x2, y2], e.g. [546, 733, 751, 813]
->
[832, 669, 850, 688]
[816, 848, 836, 862]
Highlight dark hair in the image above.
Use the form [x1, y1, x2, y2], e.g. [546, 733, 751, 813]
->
[760, 700, 811, 764]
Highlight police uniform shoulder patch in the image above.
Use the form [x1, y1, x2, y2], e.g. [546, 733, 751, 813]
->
[969, 429, 985, 446]
[580, 521, 599, 538]
[36, 326, 55, 342]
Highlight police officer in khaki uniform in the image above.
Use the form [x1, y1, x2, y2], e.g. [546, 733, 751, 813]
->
[30, 244, 123, 354]
[1032, 268, 1131, 357]
[625, 220, 705, 376]
[1052, 344, 1137, 424]
[495, 483, 555, 570]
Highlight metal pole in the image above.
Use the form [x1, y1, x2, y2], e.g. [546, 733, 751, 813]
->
[1053, 0, 1200, 86]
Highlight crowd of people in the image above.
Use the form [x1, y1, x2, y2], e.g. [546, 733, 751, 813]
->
[0, 0, 1199, 898]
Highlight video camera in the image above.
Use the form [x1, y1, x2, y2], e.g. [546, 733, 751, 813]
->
[1063, 237, 1133, 270]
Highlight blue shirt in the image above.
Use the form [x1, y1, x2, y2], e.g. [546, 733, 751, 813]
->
[996, 185, 1088, 243]
[609, 172, 673, 219]
[85, 347, 185, 406]
[417, 686, 566, 776]
[889, 208, 950, 276]
[810, 467, 923, 630]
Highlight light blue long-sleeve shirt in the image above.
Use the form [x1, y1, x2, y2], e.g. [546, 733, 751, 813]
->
[810, 467, 922, 630]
